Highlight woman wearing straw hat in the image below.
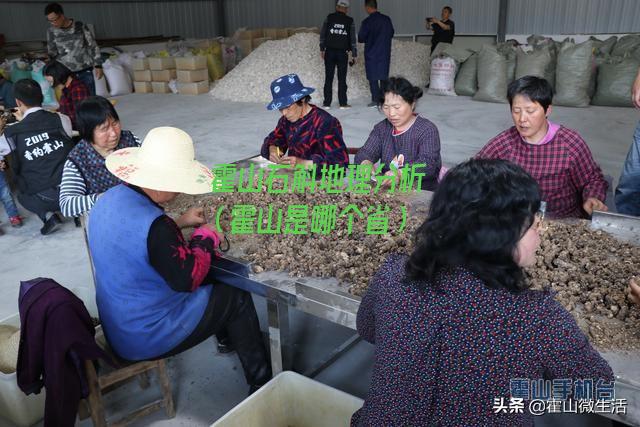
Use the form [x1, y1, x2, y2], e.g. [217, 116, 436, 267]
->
[260, 73, 349, 169]
[87, 127, 271, 393]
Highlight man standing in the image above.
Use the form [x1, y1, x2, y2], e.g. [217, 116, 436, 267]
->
[44, 2, 102, 95]
[427, 6, 455, 54]
[1, 79, 73, 235]
[320, 0, 357, 110]
[358, 0, 394, 107]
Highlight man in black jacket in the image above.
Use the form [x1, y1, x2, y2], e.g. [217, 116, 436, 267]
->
[427, 6, 455, 54]
[2, 79, 73, 234]
[320, 0, 357, 109]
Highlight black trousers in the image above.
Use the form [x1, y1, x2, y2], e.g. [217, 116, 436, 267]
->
[17, 187, 60, 223]
[323, 49, 349, 106]
[160, 278, 271, 387]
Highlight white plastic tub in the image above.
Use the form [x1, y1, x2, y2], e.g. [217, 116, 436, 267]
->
[0, 286, 97, 427]
[212, 371, 363, 427]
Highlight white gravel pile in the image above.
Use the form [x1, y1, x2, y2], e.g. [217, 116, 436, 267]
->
[211, 33, 430, 103]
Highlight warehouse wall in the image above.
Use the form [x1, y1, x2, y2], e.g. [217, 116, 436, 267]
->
[1, 0, 638, 43]
[507, 0, 640, 34]
[0, 1, 222, 42]
[224, 0, 499, 36]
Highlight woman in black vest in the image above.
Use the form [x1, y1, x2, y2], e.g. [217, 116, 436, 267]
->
[59, 96, 140, 218]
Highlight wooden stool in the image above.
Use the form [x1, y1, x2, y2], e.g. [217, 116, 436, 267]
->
[78, 339, 176, 427]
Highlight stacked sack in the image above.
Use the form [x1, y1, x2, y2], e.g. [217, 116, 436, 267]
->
[591, 34, 640, 107]
[451, 34, 640, 108]
[427, 43, 474, 97]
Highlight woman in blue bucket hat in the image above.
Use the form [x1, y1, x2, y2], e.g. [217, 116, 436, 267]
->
[260, 73, 349, 169]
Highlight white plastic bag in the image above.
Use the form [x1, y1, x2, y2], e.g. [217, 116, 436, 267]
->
[30, 60, 58, 108]
[94, 69, 109, 97]
[428, 57, 457, 96]
[115, 52, 135, 81]
[102, 59, 132, 96]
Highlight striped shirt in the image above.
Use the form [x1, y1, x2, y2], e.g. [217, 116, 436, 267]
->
[59, 133, 140, 217]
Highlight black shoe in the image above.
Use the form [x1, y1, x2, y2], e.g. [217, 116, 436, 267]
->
[217, 336, 235, 354]
[74, 217, 82, 228]
[40, 213, 62, 235]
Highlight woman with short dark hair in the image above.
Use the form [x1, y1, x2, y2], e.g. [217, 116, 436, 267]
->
[59, 96, 140, 217]
[478, 75, 608, 218]
[355, 76, 442, 190]
[43, 60, 90, 128]
[352, 158, 613, 426]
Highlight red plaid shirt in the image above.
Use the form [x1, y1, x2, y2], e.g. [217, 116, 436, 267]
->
[261, 105, 349, 167]
[59, 78, 90, 128]
[477, 126, 607, 218]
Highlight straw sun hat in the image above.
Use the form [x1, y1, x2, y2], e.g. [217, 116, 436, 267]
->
[106, 127, 213, 195]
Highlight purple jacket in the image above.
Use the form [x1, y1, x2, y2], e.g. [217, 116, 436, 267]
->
[17, 278, 108, 427]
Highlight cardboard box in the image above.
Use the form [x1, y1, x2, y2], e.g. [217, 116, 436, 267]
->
[252, 37, 272, 49]
[132, 58, 148, 70]
[249, 28, 264, 39]
[151, 81, 171, 94]
[151, 69, 177, 82]
[263, 28, 278, 39]
[148, 57, 175, 70]
[133, 81, 152, 93]
[175, 56, 207, 70]
[177, 69, 209, 83]
[133, 70, 152, 81]
[236, 30, 252, 40]
[178, 80, 209, 95]
[237, 39, 253, 56]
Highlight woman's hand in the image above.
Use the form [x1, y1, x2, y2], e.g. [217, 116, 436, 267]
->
[583, 197, 607, 216]
[280, 156, 313, 168]
[629, 277, 640, 306]
[176, 207, 206, 228]
[269, 145, 283, 163]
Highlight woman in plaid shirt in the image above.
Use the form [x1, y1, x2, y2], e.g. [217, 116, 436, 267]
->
[478, 76, 608, 219]
[44, 60, 90, 129]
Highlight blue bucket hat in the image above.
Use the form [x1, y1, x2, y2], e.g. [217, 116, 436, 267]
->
[266, 74, 315, 111]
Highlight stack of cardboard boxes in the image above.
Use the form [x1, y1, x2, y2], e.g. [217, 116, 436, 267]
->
[235, 27, 319, 56]
[132, 58, 152, 93]
[176, 56, 210, 95]
[133, 57, 177, 94]
[149, 57, 176, 94]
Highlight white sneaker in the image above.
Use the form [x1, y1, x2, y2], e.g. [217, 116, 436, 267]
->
[339, 104, 352, 109]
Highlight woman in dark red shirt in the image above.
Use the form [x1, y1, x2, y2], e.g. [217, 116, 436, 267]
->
[44, 60, 90, 129]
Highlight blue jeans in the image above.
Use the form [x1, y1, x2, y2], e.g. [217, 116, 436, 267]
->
[0, 170, 19, 218]
[74, 68, 96, 96]
[615, 120, 640, 216]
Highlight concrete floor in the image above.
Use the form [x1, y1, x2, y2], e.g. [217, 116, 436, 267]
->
[0, 92, 637, 426]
